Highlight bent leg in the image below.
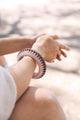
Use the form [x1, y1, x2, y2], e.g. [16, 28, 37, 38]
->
[9, 87, 66, 120]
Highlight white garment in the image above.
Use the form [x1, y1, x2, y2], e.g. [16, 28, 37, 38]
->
[0, 66, 17, 120]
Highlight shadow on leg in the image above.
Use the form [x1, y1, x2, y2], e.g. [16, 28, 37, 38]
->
[9, 86, 66, 120]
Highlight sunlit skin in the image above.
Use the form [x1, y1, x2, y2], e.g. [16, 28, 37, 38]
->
[0, 34, 70, 120]
[0, 34, 46, 56]
[0, 34, 45, 66]
[32, 35, 70, 62]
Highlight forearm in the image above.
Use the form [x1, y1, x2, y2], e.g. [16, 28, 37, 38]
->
[0, 37, 34, 55]
[7, 56, 36, 101]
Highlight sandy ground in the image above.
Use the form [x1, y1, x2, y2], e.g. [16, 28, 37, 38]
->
[0, 0, 80, 120]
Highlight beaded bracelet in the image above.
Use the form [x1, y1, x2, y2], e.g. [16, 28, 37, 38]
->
[17, 48, 46, 79]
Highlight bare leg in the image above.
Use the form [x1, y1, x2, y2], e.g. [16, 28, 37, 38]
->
[0, 56, 6, 67]
[9, 87, 66, 120]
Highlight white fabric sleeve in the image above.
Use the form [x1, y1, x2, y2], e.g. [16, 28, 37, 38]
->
[0, 66, 17, 120]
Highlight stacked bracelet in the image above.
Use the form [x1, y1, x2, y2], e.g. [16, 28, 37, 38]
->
[17, 48, 46, 79]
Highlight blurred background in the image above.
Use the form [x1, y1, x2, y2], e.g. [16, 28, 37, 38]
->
[0, 0, 80, 120]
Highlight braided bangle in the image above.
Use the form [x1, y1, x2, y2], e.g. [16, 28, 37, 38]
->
[17, 48, 46, 79]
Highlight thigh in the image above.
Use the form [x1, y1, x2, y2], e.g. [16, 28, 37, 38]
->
[9, 86, 66, 120]
[9, 86, 45, 120]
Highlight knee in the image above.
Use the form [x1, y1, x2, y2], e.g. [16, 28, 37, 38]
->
[23, 87, 66, 120]
[32, 87, 66, 120]
[33, 87, 57, 107]
[24, 87, 58, 109]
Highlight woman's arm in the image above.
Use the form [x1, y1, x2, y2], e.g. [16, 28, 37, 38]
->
[7, 56, 36, 101]
[0, 37, 34, 55]
[0, 34, 45, 56]
[7, 34, 69, 101]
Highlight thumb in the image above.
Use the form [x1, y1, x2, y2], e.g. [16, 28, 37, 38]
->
[51, 35, 60, 40]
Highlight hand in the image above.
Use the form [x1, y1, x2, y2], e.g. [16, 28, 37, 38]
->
[32, 34, 70, 62]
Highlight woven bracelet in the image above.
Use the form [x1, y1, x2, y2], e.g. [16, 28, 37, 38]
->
[17, 48, 46, 79]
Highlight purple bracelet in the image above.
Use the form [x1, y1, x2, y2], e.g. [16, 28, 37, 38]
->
[17, 48, 46, 79]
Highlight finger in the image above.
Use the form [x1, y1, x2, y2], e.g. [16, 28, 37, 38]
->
[61, 49, 67, 57]
[60, 44, 70, 51]
[56, 51, 62, 61]
[50, 59, 55, 63]
[56, 55, 62, 61]
[46, 57, 55, 63]
[51, 35, 60, 40]
[46, 59, 53, 63]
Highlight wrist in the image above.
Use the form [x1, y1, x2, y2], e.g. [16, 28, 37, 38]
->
[17, 48, 46, 79]
[32, 45, 45, 59]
